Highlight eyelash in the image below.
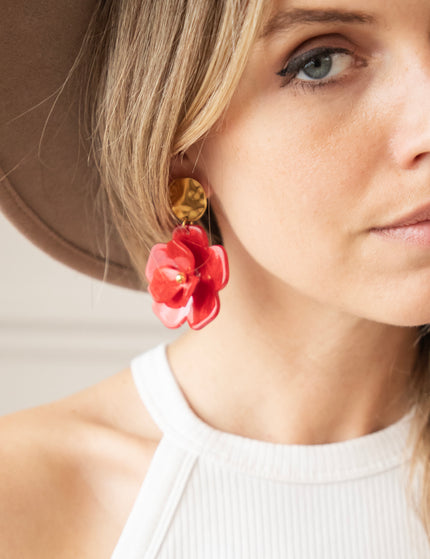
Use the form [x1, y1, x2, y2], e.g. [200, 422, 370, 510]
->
[277, 46, 358, 92]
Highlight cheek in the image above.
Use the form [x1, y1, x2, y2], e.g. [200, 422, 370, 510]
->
[203, 102, 375, 278]
[198, 87, 415, 325]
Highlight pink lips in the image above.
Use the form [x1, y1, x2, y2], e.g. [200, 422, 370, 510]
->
[371, 203, 430, 246]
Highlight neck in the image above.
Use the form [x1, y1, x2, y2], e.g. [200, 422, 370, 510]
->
[168, 268, 418, 445]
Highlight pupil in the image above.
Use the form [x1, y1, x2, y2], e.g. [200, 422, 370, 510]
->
[304, 55, 332, 79]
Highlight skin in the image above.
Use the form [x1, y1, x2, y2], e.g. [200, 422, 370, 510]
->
[168, 0, 430, 444]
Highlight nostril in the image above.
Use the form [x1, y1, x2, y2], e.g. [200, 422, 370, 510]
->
[408, 151, 430, 171]
[414, 153, 430, 164]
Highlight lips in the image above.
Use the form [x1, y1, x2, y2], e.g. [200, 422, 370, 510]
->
[373, 202, 430, 230]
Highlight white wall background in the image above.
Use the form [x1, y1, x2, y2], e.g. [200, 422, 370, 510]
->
[0, 212, 181, 416]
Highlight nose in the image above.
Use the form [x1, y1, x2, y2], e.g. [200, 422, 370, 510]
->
[388, 51, 430, 170]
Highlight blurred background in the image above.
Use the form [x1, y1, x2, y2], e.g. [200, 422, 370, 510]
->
[0, 212, 181, 416]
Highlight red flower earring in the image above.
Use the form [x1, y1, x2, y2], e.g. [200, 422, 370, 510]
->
[145, 178, 229, 330]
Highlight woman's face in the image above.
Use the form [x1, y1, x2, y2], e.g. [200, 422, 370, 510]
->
[194, 0, 430, 327]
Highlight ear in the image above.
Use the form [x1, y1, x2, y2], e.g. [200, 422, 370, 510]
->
[169, 151, 211, 199]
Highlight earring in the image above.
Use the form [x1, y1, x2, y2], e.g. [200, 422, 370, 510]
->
[145, 178, 229, 330]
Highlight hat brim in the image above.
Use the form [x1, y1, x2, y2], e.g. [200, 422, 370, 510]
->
[0, 0, 142, 291]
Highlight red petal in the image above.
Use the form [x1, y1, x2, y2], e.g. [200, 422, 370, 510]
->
[166, 240, 196, 272]
[200, 245, 229, 291]
[152, 300, 191, 329]
[173, 224, 209, 248]
[149, 268, 198, 307]
[187, 285, 220, 330]
[173, 225, 211, 269]
[145, 240, 195, 283]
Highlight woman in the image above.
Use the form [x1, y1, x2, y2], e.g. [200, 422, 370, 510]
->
[1, 0, 430, 556]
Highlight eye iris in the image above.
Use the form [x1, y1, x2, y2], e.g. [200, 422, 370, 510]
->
[303, 55, 332, 79]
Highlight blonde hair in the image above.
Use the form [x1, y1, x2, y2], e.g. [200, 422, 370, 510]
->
[71, 0, 430, 544]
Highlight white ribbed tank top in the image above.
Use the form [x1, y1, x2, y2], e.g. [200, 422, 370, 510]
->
[111, 343, 429, 558]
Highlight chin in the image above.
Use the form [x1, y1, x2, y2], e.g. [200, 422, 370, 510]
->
[355, 279, 430, 328]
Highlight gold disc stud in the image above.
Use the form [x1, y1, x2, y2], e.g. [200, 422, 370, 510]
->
[169, 178, 207, 223]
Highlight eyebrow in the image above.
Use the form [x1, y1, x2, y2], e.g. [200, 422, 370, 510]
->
[260, 8, 379, 39]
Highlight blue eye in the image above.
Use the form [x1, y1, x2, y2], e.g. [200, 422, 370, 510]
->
[277, 46, 355, 90]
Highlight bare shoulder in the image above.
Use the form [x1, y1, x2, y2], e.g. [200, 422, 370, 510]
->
[0, 365, 163, 558]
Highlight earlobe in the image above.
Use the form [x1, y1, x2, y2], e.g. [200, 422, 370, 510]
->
[169, 151, 191, 179]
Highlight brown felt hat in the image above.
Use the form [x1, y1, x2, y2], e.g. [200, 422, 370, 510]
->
[0, 0, 142, 291]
